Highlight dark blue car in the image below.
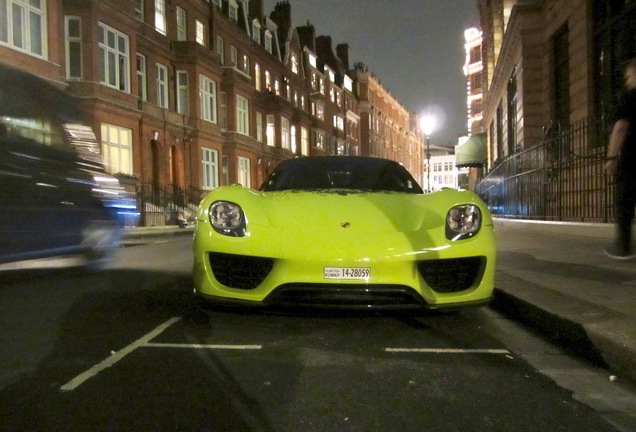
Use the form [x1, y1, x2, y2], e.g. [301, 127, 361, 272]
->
[0, 64, 132, 270]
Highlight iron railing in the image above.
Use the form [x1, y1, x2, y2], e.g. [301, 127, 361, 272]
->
[476, 118, 614, 222]
[135, 183, 205, 227]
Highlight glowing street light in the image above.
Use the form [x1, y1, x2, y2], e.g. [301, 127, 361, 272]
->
[420, 115, 435, 192]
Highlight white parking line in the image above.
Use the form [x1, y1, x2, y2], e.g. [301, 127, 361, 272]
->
[385, 348, 510, 354]
[146, 343, 262, 350]
[60, 317, 182, 392]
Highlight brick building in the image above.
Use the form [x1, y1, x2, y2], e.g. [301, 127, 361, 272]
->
[0, 0, 425, 225]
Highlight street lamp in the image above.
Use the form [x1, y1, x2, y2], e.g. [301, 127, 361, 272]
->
[420, 116, 435, 192]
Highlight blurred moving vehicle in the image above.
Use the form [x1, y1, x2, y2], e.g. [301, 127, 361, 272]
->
[0, 64, 134, 270]
[193, 156, 496, 311]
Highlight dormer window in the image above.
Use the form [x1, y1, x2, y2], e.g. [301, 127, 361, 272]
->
[252, 20, 261, 44]
[229, 0, 238, 22]
[264, 31, 272, 54]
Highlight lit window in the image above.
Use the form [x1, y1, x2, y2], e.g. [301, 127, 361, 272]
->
[154, 0, 166, 35]
[266, 114, 275, 146]
[101, 123, 133, 175]
[281, 117, 290, 150]
[237, 157, 251, 188]
[196, 20, 205, 45]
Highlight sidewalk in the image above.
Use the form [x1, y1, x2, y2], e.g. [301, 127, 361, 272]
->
[492, 218, 636, 385]
[120, 221, 636, 385]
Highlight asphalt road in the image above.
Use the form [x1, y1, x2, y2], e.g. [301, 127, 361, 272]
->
[0, 236, 634, 431]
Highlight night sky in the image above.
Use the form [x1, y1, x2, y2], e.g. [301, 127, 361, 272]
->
[263, 0, 480, 145]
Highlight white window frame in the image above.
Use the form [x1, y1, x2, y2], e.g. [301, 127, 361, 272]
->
[228, 0, 238, 22]
[230, 45, 237, 67]
[264, 31, 272, 54]
[65, 16, 82, 80]
[254, 63, 261, 91]
[0, 0, 46, 58]
[252, 20, 260, 43]
[301, 126, 309, 155]
[176, 70, 188, 115]
[201, 147, 219, 190]
[266, 114, 275, 147]
[136, 54, 147, 101]
[236, 94, 249, 136]
[237, 156, 251, 188]
[196, 20, 205, 46]
[216, 36, 224, 65]
[281, 117, 290, 150]
[154, 0, 166, 35]
[290, 125, 297, 154]
[101, 123, 133, 175]
[256, 112, 263, 142]
[156, 63, 168, 108]
[219, 91, 228, 131]
[134, 0, 144, 21]
[98, 22, 130, 92]
[176, 7, 186, 41]
[199, 74, 217, 123]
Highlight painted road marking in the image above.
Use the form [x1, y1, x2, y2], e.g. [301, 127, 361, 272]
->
[146, 343, 262, 350]
[386, 348, 510, 354]
[60, 317, 182, 392]
[60, 316, 264, 392]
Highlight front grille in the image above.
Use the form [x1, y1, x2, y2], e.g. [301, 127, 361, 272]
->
[418, 257, 485, 293]
[265, 284, 426, 309]
[208, 253, 274, 290]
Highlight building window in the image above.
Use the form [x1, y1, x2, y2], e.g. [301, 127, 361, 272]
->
[176, 70, 188, 115]
[136, 54, 147, 101]
[266, 114, 275, 146]
[98, 23, 130, 92]
[101, 123, 132, 175]
[264, 31, 272, 53]
[154, 0, 166, 35]
[134, 0, 144, 21]
[291, 53, 299, 74]
[230, 46, 238, 67]
[199, 74, 217, 123]
[156, 63, 168, 108]
[237, 156, 251, 188]
[0, 0, 46, 57]
[252, 20, 260, 43]
[265, 70, 271, 91]
[236, 95, 249, 136]
[242, 54, 249, 73]
[65, 17, 82, 79]
[196, 20, 205, 45]
[216, 36, 224, 65]
[219, 92, 227, 131]
[176, 6, 186, 41]
[228, 0, 238, 22]
[255, 63, 261, 90]
[507, 68, 517, 154]
[301, 126, 309, 155]
[290, 125, 297, 153]
[281, 117, 290, 150]
[256, 112, 263, 142]
[314, 130, 325, 149]
[201, 147, 218, 190]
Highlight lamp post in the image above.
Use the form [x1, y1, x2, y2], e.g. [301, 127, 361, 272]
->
[420, 116, 434, 192]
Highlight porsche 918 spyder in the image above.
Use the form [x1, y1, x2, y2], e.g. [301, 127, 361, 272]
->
[193, 156, 495, 310]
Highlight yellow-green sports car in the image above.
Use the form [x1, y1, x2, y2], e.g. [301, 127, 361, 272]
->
[193, 156, 495, 311]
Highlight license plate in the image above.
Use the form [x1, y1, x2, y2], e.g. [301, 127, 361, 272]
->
[324, 267, 370, 280]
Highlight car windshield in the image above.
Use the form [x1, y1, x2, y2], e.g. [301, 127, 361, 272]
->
[260, 156, 424, 194]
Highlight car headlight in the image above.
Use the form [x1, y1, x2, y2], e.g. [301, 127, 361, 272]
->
[446, 204, 481, 241]
[209, 201, 246, 237]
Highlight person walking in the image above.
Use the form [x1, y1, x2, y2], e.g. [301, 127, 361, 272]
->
[605, 58, 636, 259]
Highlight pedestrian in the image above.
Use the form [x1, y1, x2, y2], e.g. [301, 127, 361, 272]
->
[604, 58, 636, 259]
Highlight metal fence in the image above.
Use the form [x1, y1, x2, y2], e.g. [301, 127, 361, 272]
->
[475, 118, 615, 222]
[135, 183, 205, 227]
